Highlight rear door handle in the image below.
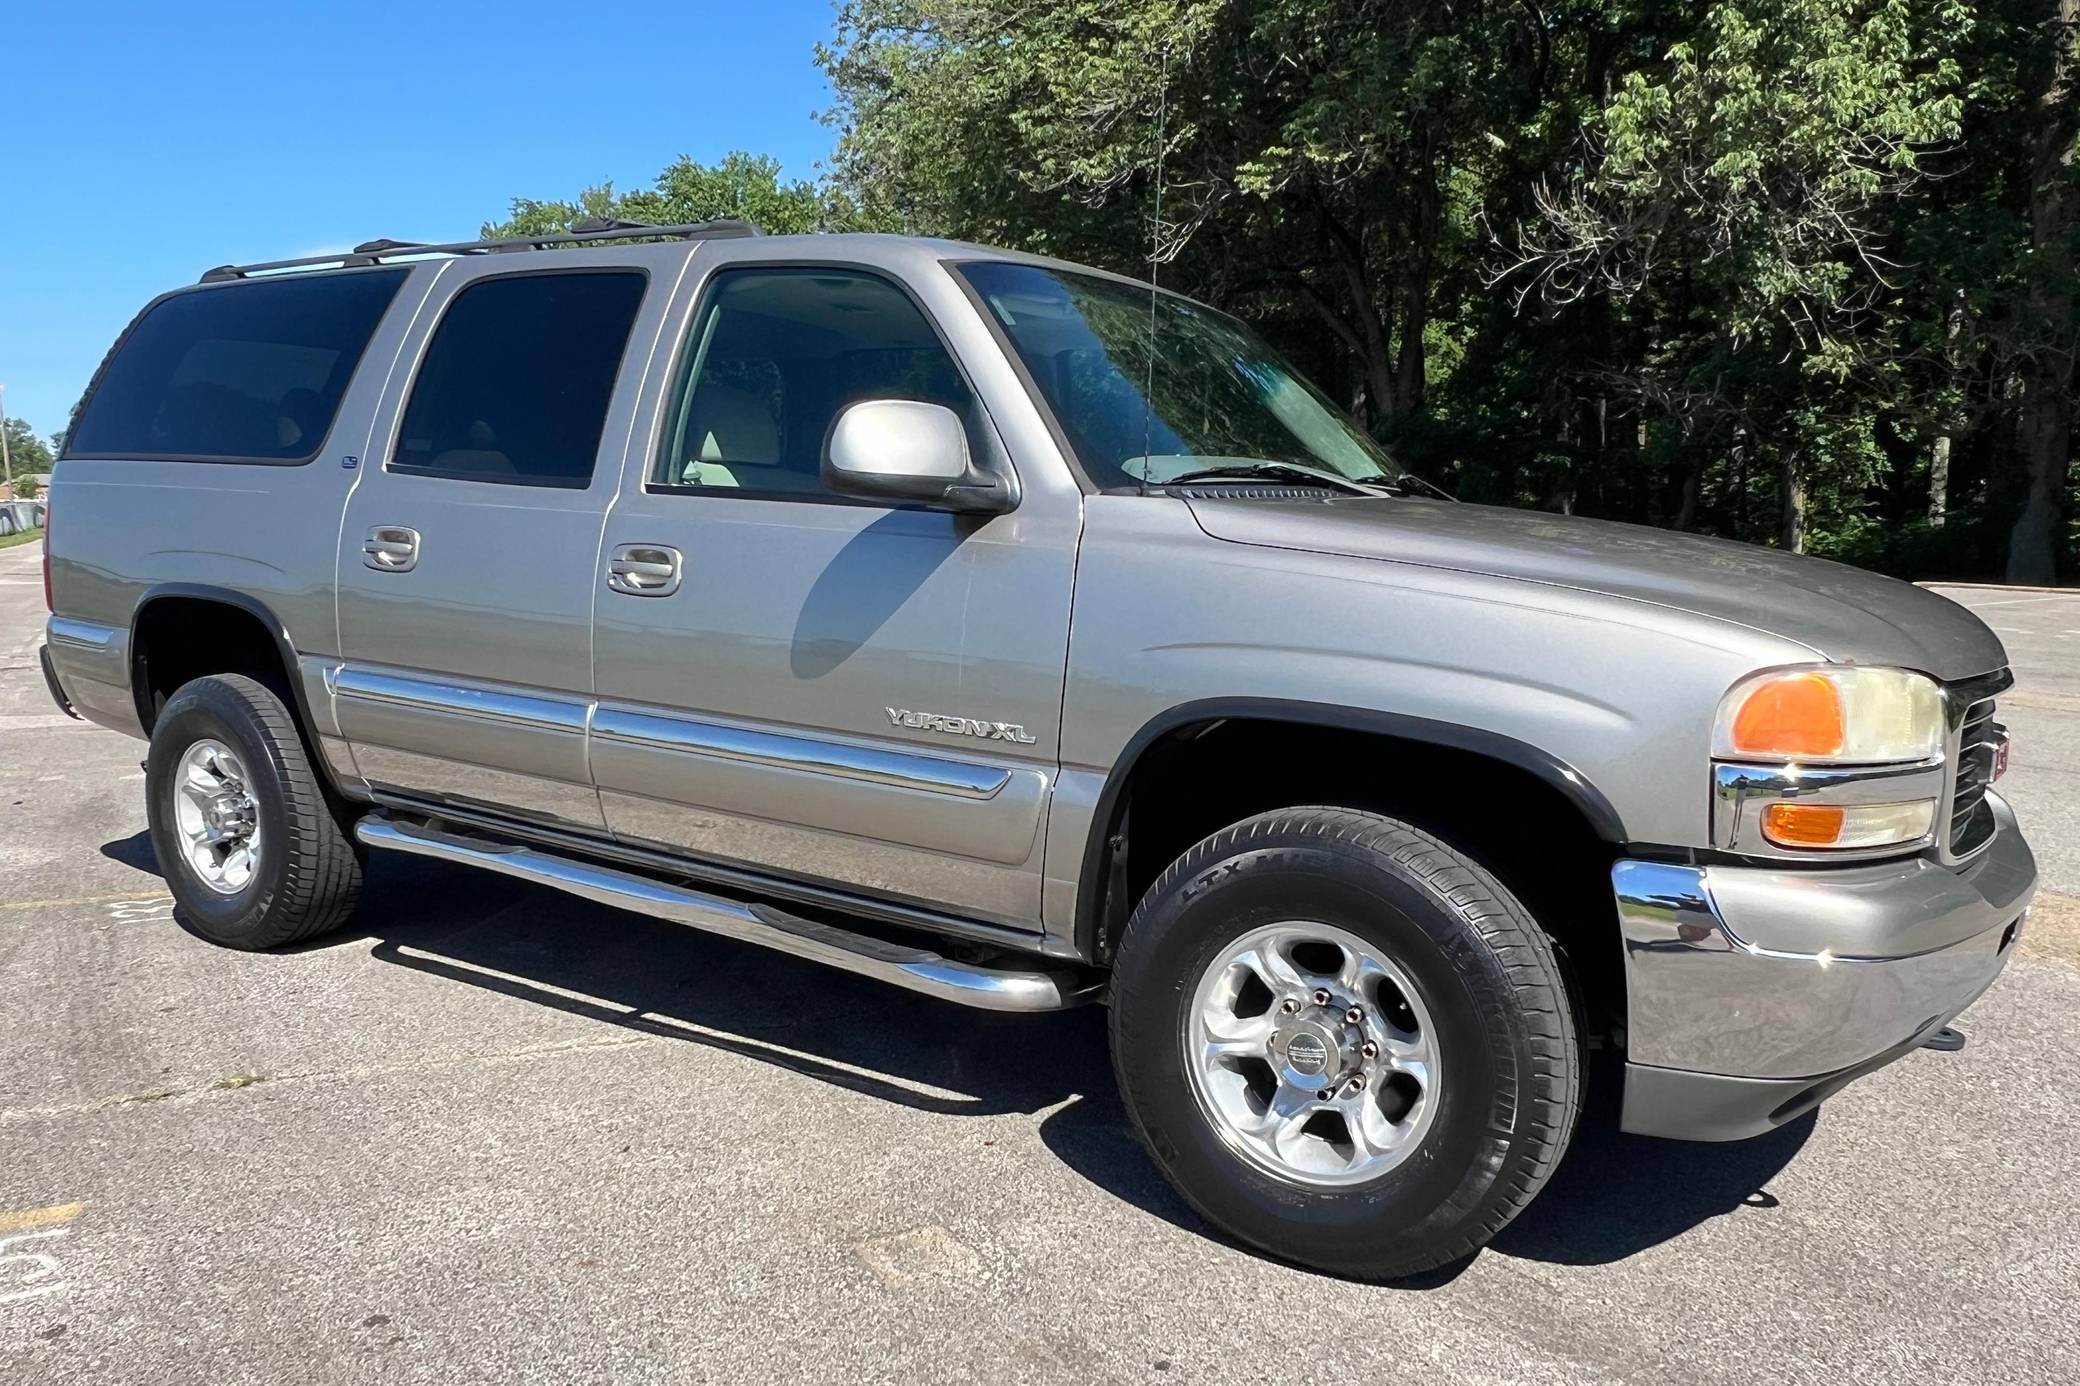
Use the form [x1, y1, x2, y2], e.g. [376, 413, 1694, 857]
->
[361, 526, 421, 573]
[606, 544, 683, 597]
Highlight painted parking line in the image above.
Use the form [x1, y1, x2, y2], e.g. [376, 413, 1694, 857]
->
[0, 892, 171, 913]
[0, 1202, 84, 1307]
[0, 1203, 83, 1236]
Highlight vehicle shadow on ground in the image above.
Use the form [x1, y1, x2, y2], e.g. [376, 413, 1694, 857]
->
[104, 833, 1816, 1278]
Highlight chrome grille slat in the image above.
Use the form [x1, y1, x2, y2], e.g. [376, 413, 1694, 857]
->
[1945, 689, 2001, 858]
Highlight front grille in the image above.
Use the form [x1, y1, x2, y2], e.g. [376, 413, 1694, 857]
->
[1949, 695, 2000, 856]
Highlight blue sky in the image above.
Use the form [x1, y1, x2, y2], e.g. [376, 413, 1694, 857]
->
[0, 0, 843, 441]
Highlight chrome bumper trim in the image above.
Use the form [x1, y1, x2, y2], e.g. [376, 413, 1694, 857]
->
[46, 615, 119, 650]
[1617, 792, 2033, 1082]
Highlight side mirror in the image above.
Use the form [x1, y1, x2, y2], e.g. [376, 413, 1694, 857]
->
[822, 400, 1012, 513]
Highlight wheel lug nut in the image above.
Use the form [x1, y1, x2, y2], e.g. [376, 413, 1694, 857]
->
[1361, 1041, 1378, 1059]
[1317, 1088, 1335, 1102]
[1343, 1077, 1364, 1097]
[1311, 988, 1332, 1006]
[1280, 998, 1299, 1015]
[1345, 1005, 1364, 1024]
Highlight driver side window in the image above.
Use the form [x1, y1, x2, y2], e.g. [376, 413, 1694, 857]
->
[652, 267, 972, 499]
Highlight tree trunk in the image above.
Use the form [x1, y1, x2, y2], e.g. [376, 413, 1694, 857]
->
[1321, 216, 1399, 420]
[1929, 434, 1953, 528]
[1780, 452, 1805, 553]
[1930, 291, 1965, 528]
[2004, 0, 2078, 584]
[1392, 153, 1442, 421]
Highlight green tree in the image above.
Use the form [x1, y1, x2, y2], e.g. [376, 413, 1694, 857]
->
[483, 150, 879, 239]
[3, 415, 54, 479]
[1497, 0, 1973, 551]
[815, 0, 2076, 581]
[822, 0, 1539, 426]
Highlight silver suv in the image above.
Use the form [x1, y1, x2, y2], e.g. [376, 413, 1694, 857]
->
[41, 221, 2036, 1279]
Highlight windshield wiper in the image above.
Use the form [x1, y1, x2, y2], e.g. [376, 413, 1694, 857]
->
[1367, 471, 1455, 501]
[1160, 462, 1383, 497]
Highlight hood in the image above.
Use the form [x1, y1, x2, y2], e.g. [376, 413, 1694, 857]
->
[1185, 496, 2007, 683]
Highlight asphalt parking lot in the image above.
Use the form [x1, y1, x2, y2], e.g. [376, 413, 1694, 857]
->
[2, 542, 2076, 1385]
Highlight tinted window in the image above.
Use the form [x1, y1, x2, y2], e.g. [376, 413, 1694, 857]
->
[66, 269, 407, 462]
[393, 271, 646, 488]
[654, 269, 971, 496]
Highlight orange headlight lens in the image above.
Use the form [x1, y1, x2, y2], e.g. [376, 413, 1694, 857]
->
[1729, 673, 1845, 759]
[1714, 666, 1944, 764]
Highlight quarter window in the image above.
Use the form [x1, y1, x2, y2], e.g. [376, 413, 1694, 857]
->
[65, 269, 408, 463]
[393, 271, 646, 488]
[653, 268, 972, 497]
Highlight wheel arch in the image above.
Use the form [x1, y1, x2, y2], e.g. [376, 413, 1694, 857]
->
[1075, 697, 1629, 973]
[129, 584, 326, 755]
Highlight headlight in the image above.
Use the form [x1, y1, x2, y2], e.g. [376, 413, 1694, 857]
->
[1713, 666, 1944, 765]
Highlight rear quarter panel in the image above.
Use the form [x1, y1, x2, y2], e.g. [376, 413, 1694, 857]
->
[44, 267, 439, 742]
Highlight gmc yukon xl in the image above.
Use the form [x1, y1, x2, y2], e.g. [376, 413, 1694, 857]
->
[40, 219, 2036, 1279]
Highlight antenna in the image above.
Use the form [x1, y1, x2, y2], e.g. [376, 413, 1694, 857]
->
[1141, 46, 1171, 494]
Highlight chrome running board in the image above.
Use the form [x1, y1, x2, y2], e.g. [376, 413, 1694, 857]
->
[354, 815, 1098, 1013]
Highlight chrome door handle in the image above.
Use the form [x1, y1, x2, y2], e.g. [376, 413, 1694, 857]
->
[606, 544, 682, 597]
[361, 526, 421, 572]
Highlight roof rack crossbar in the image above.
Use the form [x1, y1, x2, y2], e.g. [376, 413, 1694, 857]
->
[200, 218, 763, 282]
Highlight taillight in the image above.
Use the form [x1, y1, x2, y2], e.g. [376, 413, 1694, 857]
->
[41, 499, 52, 611]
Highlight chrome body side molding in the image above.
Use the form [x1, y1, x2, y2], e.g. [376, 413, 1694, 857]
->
[592, 706, 1010, 799]
[355, 814, 1097, 1012]
[333, 668, 589, 734]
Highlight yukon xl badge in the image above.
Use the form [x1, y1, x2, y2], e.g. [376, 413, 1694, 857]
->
[887, 707, 1038, 745]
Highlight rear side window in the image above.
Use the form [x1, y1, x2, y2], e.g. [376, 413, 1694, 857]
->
[391, 271, 646, 488]
[65, 269, 408, 463]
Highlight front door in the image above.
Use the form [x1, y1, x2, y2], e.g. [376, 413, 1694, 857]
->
[590, 262, 1079, 926]
[334, 255, 670, 830]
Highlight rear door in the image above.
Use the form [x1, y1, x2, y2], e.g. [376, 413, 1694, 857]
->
[333, 250, 678, 829]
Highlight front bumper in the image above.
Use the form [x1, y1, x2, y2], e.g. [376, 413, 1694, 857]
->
[1615, 792, 2035, 1141]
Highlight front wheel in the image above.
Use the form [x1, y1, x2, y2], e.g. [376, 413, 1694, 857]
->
[145, 674, 363, 949]
[1109, 807, 1581, 1280]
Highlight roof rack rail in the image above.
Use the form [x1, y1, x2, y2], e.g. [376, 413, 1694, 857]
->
[199, 218, 764, 283]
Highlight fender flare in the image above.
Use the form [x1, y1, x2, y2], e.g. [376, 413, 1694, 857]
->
[1074, 696, 1629, 960]
[129, 583, 328, 758]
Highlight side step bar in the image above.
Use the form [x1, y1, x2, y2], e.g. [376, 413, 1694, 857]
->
[354, 815, 1100, 1013]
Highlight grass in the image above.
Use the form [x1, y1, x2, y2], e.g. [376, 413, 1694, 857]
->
[0, 525, 43, 552]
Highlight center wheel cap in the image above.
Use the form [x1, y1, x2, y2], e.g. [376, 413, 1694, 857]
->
[1275, 1019, 1344, 1083]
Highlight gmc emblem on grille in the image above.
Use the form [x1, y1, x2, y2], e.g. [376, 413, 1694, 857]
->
[886, 707, 1038, 745]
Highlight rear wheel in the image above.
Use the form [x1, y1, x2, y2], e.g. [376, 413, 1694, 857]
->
[1109, 806, 1581, 1280]
[145, 674, 363, 949]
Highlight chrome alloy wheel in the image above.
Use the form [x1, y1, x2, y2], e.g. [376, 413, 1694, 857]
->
[171, 739, 262, 895]
[1183, 921, 1441, 1186]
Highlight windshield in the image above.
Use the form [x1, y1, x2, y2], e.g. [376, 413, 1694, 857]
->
[958, 261, 1406, 490]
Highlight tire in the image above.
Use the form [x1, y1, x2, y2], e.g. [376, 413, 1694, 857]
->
[1109, 806, 1581, 1281]
[145, 674, 363, 949]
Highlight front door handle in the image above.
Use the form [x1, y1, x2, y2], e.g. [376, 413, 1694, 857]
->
[606, 543, 683, 597]
[361, 526, 421, 573]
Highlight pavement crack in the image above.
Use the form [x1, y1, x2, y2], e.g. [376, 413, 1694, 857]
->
[0, 1032, 666, 1125]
